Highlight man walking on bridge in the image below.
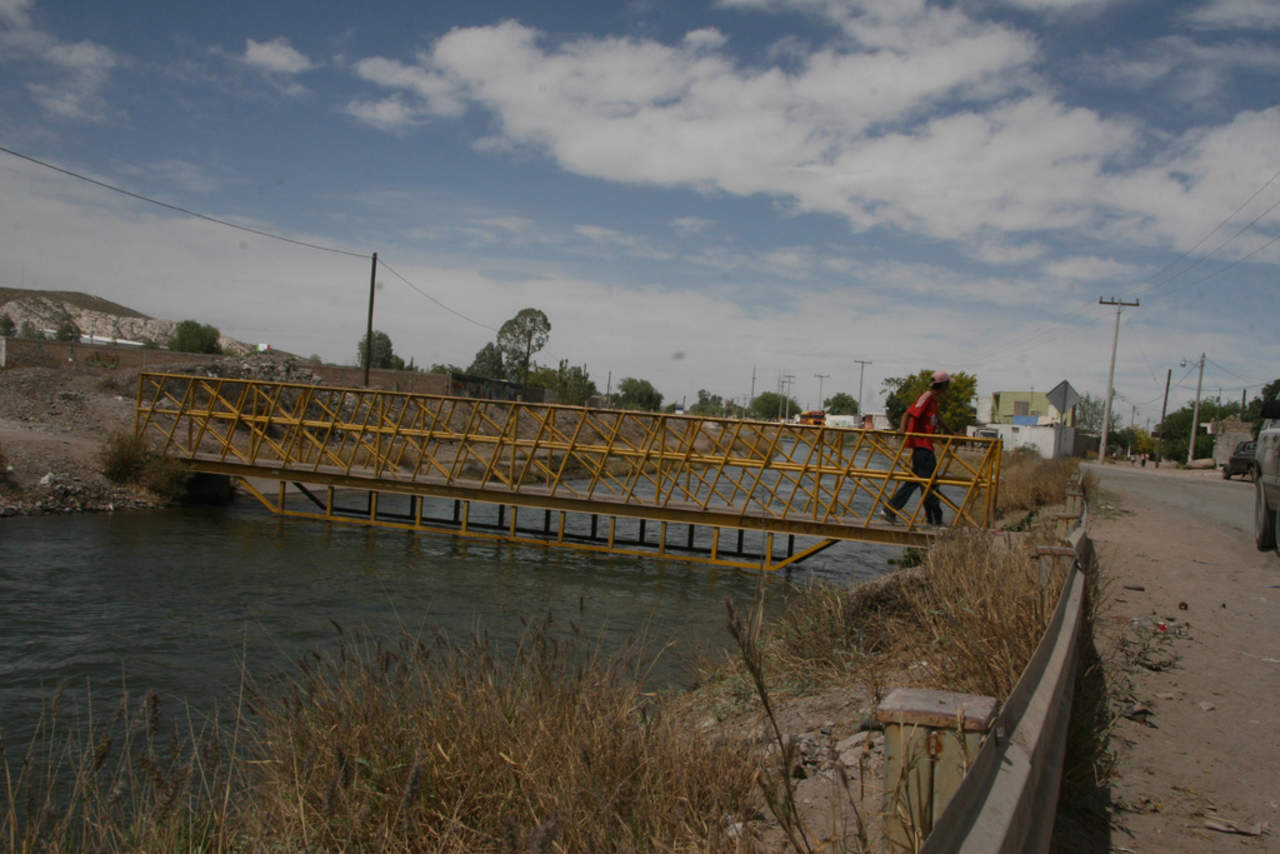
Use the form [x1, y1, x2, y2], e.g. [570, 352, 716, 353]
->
[884, 370, 953, 526]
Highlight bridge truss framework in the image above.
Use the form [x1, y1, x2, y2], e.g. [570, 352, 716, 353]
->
[135, 373, 1002, 571]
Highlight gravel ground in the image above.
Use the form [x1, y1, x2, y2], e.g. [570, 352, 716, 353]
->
[0, 355, 324, 516]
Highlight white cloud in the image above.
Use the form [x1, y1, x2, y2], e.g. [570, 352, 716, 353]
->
[0, 0, 32, 28]
[1087, 36, 1280, 96]
[351, 56, 464, 117]
[572, 224, 673, 260]
[0, 1, 119, 122]
[988, 0, 1111, 12]
[1185, 0, 1280, 30]
[1042, 255, 1143, 281]
[670, 216, 714, 234]
[344, 95, 420, 132]
[967, 238, 1048, 266]
[116, 159, 219, 193]
[243, 37, 315, 74]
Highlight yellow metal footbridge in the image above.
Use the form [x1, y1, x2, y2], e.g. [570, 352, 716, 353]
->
[135, 373, 1001, 571]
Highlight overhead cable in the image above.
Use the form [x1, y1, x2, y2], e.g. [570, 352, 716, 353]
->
[378, 259, 498, 333]
[1145, 168, 1280, 291]
[0, 143, 368, 259]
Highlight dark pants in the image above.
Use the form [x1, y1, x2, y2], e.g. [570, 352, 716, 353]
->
[889, 447, 942, 523]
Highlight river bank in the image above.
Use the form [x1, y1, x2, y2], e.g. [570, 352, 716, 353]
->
[0, 356, 326, 516]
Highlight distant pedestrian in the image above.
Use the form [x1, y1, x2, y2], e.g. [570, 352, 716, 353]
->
[884, 371, 953, 526]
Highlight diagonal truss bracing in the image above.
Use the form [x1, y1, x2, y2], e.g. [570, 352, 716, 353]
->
[135, 373, 1001, 568]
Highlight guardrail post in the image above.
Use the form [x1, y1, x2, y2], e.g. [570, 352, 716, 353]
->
[1064, 485, 1083, 515]
[877, 688, 997, 852]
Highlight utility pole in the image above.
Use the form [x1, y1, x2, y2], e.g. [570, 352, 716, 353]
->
[779, 373, 795, 420]
[749, 365, 757, 413]
[853, 359, 872, 417]
[363, 252, 378, 387]
[814, 373, 829, 410]
[1097, 297, 1139, 462]
[1185, 353, 1205, 466]
[1158, 368, 1171, 464]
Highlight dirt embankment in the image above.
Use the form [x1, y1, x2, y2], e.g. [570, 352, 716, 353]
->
[0, 355, 325, 516]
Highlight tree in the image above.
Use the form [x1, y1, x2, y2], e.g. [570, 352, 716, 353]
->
[528, 360, 598, 406]
[1244, 379, 1280, 423]
[55, 320, 80, 342]
[881, 370, 978, 432]
[1075, 392, 1120, 434]
[497, 308, 551, 388]
[429, 362, 465, 375]
[748, 391, 800, 420]
[1159, 399, 1235, 462]
[171, 320, 222, 354]
[614, 377, 663, 411]
[0, 314, 13, 336]
[18, 320, 42, 339]
[823, 392, 859, 415]
[466, 342, 506, 379]
[689, 389, 725, 416]
[356, 330, 404, 370]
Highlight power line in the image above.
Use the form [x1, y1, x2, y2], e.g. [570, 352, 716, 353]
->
[0, 144, 368, 259]
[1, 143, 501, 333]
[378, 258, 498, 333]
[1145, 168, 1280, 291]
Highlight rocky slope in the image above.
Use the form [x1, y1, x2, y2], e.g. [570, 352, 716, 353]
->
[0, 288, 254, 354]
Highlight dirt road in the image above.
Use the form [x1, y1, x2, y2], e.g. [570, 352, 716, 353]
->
[1085, 462, 1278, 851]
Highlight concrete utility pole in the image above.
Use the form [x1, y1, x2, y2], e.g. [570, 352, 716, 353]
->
[814, 373, 829, 410]
[1098, 297, 1139, 462]
[853, 359, 872, 417]
[363, 252, 378, 387]
[1185, 353, 1205, 465]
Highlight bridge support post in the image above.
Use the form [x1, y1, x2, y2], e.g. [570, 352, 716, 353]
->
[877, 688, 997, 851]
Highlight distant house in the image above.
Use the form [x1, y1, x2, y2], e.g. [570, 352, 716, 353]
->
[973, 388, 1086, 458]
[987, 390, 1070, 425]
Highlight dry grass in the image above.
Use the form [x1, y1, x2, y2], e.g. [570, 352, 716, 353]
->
[1, 682, 234, 852]
[240, 624, 756, 852]
[3, 624, 761, 853]
[997, 449, 1078, 517]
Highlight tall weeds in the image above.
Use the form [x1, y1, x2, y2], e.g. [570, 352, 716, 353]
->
[4, 623, 761, 853]
[997, 449, 1077, 517]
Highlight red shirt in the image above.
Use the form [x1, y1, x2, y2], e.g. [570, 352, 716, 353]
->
[904, 390, 940, 450]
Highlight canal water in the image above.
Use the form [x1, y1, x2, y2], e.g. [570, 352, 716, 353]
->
[0, 498, 901, 747]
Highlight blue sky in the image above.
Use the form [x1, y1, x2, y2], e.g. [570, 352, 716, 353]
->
[1, 0, 1277, 423]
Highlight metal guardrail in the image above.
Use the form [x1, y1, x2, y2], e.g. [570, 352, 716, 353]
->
[135, 372, 1002, 568]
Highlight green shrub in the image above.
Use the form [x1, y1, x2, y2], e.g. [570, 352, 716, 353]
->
[99, 431, 151, 483]
[98, 431, 189, 499]
[170, 320, 221, 354]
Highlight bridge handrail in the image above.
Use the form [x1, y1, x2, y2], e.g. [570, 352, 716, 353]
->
[135, 372, 1001, 531]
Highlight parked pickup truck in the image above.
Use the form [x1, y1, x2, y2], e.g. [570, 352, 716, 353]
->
[1255, 400, 1280, 554]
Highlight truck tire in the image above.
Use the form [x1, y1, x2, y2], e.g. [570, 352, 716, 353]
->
[1222, 465, 1231, 480]
[1256, 477, 1277, 551]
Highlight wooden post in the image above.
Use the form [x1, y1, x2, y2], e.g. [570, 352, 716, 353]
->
[877, 688, 997, 851]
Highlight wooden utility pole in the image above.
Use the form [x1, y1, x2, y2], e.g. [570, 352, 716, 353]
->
[1158, 368, 1171, 463]
[363, 252, 378, 387]
[1098, 297, 1139, 462]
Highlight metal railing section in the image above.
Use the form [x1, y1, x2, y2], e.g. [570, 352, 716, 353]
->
[135, 373, 1001, 533]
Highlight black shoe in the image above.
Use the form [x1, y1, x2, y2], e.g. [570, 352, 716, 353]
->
[881, 508, 897, 525]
